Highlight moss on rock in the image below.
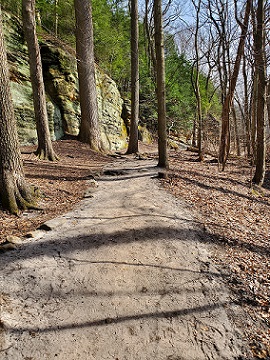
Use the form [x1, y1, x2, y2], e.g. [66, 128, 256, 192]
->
[4, 11, 128, 151]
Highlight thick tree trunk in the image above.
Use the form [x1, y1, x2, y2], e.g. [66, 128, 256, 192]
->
[218, 0, 251, 169]
[153, 0, 168, 169]
[126, 0, 139, 154]
[252, 0, 266, 186]
[22, 0, 58, 161]
[75, 0, 102, 152]
[0, 10, 36, 214]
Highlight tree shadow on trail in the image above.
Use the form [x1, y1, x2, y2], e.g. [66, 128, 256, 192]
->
[172, 172, 269, 207]
[0, 222, 269, 268]
[10, 301, 230, 334]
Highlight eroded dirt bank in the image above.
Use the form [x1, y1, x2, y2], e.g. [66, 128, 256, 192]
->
[0, 158, 251, 359]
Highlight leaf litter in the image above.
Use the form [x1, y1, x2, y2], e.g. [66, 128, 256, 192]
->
[163, 150, 270, 359]
[0, 141, 269, 358]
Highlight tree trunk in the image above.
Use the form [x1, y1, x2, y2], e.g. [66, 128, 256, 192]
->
[251, 72, 258, 158]
[54, 0, 59, 37]
[75, 0, 102, 152]
[191, 0, 203, 161]
[22, 0, 58, 161]
[153, 0, 168, 169]
[266, 79, 270, 129]
[126, 0, 139, 154]
[232, 105, 241, 156]
[192, 118, 197, 147]
[144, 0, 156, 79]
[218, 0, 251, 169]
[242, 54, 251, 156]
[0, 9, 36, 214]
[252, 0, 266, 186]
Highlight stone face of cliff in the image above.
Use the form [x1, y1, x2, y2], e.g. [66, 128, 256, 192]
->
[3, 11, 128, 151]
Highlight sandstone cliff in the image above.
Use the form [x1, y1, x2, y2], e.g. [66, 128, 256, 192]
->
[3, 11, 128, 151]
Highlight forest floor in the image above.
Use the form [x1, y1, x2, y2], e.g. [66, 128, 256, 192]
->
[0, 139, 269, 359]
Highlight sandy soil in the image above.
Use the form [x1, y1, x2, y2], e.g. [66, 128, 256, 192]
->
[0, 156, 252, 359]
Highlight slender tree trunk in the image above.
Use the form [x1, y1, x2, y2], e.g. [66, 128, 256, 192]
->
[144, 0, 156, 79]
[192, 118, 197, 147]
[75, 0, 102, 152]
[191, 0, 203, 161]
[242, 55, 251, 156]
[54, 0, 59, 37]
[266, 79, 270, 128]
[252, 0, 266, 186]
[153, 0, 168, 169]
[232, 105, 241, 156]
[126, 0, 139, 154]
[251, 73, 258, 158]
[22, 0, 58, 161]
[219, 0, 251, 169]
[0, 9, 36, 214]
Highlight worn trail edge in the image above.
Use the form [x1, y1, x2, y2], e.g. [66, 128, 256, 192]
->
[0, 158, 250, 359]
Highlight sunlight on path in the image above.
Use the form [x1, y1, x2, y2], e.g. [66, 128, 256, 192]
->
[0, 158, 249, 359]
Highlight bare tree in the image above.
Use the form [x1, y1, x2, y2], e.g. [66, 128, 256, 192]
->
[0, 9, 36, 214]
[144, 0, 156, 78]
[266, 79, 270, 128]
[126, 0, 139, 154]
[54, 0, 59, 36]
[242, 53, 252, 156]
[74, 0, 102, 151]
[22, 0, 58, 161]
[154, 0, 169, 169]
[218, 0, 251, 169]
[232, 105, 241, 156]
[191, 0, 204, 161]
[252, 0, 266, 186]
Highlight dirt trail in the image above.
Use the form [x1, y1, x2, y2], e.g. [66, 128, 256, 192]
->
[0, 157, 250, 359]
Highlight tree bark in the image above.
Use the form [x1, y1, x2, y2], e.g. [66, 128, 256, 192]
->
[242, 54, 251, 157]
[191, 0, 203, 161]
[126, 0, 139, 154]
[252, 0, 266, 186]
[54, 0, 59, 37]
[144, 0, 156, 80]
[266, 79, 270, 129]
[153, 0, 168, 169]
[232, 105, 241, 156]
[22, 0, 58, 161]
[0, 9, 36, 214]
[251, 72, 258, 158]
[75, 0, 102, 152]
[218, 0, 251, 169]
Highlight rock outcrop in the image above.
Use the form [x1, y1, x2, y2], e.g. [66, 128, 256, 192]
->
[3, 11, 128, 151]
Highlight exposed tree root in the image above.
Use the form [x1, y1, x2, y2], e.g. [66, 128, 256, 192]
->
[34, 148, 59, 161]
[0, 174, 39, 215]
